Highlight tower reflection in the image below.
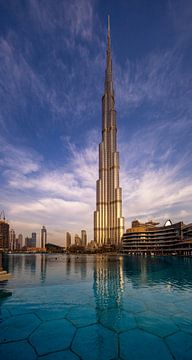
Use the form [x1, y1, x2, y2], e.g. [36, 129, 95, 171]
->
[93, 255, 124, 311]
[40, 254, 47, 283]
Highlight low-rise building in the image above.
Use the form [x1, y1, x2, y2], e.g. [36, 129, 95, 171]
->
[122, 219, 192, 256]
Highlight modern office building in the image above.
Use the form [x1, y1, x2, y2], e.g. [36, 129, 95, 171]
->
[25, 233, 37, 248]
[94, 17, 124, 247]
[18, 234, 23, 250]
[0, 215, 9, 250]
[122, 219, 192, 256]
[66, 232, 71, 249]
[41, 226, 47, 248]
[9, 228, 16, 251]
[31, 232, 37, 247]
[81, 230, 87, 247]
[74, 234, 81, 246]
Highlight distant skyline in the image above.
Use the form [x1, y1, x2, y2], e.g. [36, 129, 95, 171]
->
[0, 0, 192, 245]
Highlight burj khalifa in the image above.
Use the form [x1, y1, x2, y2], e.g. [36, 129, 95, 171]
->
[94, 17, 124, 246]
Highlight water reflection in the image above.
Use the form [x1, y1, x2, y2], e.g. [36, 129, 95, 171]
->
[0, 253, 12, 303]
[40, 255, 47, 283]
[93, 256, 124, 310]
[25, 255, 36, 276]
[1, 254, 192, 304]
[123, 256, 192, 290]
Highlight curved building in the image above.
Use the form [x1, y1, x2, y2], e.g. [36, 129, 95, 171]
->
[122, 220, 192, 256]
[94, 17, 124, 246]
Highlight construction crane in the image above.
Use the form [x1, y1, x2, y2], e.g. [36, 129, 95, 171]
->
[0, 210, 6, 221]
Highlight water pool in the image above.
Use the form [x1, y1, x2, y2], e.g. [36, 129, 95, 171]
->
[0, 254, 192, 359]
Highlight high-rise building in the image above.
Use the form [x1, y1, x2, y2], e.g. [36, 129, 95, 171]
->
[9, 228, 16, 251]
[25, 237, 30, 247]
[94, 17, 124, 246]
[66, 232, 71, 249]
[81, 230, 87, 247]
[0, 215, 9, 250]
[31, 232, 37, 247]
[41, 226, 47, 248]
[18, 233, 23, 250]
[25, 233, 37, 248]
[74, 234, 81, 246]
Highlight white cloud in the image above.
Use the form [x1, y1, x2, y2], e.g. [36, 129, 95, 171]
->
[28, 0, 94, 42]
[0, 138, 41, 176]
[0, 0, 191, 244]
[1, 124, 192, 245]
[114, 46, 192, 117]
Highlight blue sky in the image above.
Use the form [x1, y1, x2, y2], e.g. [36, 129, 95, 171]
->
[0, 0, 192, 245]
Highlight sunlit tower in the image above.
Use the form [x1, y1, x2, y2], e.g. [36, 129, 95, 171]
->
[94, 17, 124, 246]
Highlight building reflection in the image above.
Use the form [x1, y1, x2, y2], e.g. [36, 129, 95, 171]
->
[0, 253, 12, 301]
[123, 256, 192, 290]
[40, 254, 47, 283]
[65, 255, 88, 280]
[66, 255, 72, 276]
[93, 255, 124, 311]
[1, 254, 24, 275]
[24, 255, 36, 276]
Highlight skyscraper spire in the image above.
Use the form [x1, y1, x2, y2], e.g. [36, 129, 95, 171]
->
[94, 17, 124, 247]
[105, 15, 114, 104]
[107, 15, 111, 49]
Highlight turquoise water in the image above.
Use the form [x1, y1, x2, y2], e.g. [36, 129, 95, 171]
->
[0, 254, 192, 359]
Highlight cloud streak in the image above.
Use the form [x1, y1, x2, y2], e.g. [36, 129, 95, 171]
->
[1, 120, 192, 244]
[0, 0, 191, 244]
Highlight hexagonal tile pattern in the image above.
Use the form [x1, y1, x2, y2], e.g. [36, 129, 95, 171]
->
[174, 299, 192, 316]
[0, 313, 40, 343]
[172, 313, 192, 335]
[39, 349, 80, 360]
[30, 318, 76, 355]
[123, 298, 146, 313]
[72, 324, 118, 360]
[100, 308, 136, 333]
[0, 340, 36, 360]
[66, 305, 97, 327]
[136, 310, 178, 337]
[166, 331, 192, 360]
[120, 329, 173, 360]
[145, 300, 179, 316]
[35, 308, 70, 321]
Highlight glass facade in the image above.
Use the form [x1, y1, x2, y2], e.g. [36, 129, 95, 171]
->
[122, 221, 192, 255]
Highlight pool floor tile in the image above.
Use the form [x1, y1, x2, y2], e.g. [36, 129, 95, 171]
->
[66, 305, 97, 327]
[120, 329, 173, 360]
[0, 340, 36, 360]
[0, 313, 40, 343]
[38, 349, 80, 360]
[166, 331, 192, 360]
[35, 308, 70, 321]
[72, 324, 118, 360]
[136, 310, 178, 337]
[30, 319, 76, 355]
[172, 313, 192, 335]
[122, 298, 146, 314]
[100, 308, 136, 333]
